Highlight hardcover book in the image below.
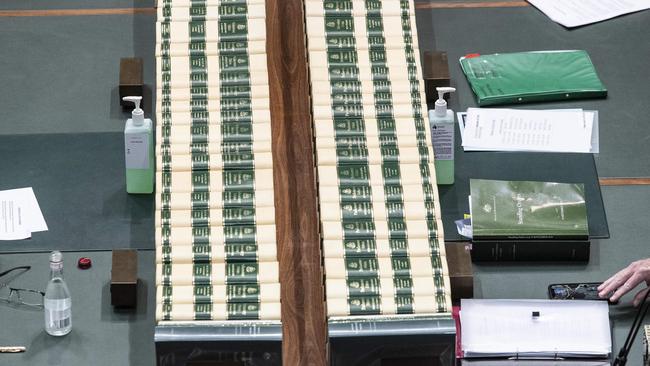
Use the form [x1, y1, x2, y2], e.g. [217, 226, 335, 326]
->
[470, 179, 589, 241]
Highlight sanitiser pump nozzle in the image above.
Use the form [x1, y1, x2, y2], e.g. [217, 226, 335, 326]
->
[122, 96, 144, 126]
[434, 87, 456, 117]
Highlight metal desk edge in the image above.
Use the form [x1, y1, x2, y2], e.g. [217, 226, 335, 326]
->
[154, 320, 283, 342]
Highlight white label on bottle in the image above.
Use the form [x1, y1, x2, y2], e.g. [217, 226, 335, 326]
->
[125, 133, 149, 169]
[44, 298, 71, 330]
[431, 123, 454, 161]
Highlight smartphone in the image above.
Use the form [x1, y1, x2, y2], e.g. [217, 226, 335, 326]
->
[548, 283, 618, 304]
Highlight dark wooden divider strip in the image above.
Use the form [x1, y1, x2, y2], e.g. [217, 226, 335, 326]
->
[266, 0, 328, 365]
[0, 8, 155, 17]
[600, 178, 650, 186]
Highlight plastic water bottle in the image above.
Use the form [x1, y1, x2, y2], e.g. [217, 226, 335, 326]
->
[44, 251, 72, 336]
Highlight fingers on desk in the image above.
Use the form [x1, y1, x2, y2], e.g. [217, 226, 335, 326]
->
[602, 260, 650, 299]
[633, 287, 650, 307]
[598, 265, 633, 297]
[609, 273, 644, 302]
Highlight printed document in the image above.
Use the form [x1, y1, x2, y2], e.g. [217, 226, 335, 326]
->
[458, 110, 599, 153]
[528, 0, 650, 28]
[0, 199, 30, 240]
[460, 108, 594, 153]
[0, 187, 48, 240]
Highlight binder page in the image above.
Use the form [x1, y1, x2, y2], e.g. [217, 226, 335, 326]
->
[461, 299, 611, 358]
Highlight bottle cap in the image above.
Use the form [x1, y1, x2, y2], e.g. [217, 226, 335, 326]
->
[50, 251, 63, 271]
[78, 257, 92, 270]
[122, 96, 144, 126]
[434, 87, 456, 117]
[50, 251, 62, 263]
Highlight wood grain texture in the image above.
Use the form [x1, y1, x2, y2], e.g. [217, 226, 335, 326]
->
[599, 178, 650, 186]
[266, 0, 328, 365]
[415, 1, 529, 9]
[0, 8, 155, 17]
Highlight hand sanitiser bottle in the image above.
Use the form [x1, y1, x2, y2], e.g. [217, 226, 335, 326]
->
[123, 96, 154, 194]
[44, 251, 72, 336]
[428, 87, 456, 185]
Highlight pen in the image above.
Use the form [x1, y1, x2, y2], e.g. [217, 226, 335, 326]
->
[0, 346, 25, 353]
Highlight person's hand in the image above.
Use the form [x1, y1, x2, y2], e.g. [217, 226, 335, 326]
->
[598, 259, 650, 306]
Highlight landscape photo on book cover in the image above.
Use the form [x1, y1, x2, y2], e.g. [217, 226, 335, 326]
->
[470, 179, 589, 240]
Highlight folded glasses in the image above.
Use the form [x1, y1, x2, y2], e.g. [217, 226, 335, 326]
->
[0, 266, 45, 308]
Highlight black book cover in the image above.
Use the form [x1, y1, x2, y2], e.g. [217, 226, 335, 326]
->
[470, 239, 590, 262]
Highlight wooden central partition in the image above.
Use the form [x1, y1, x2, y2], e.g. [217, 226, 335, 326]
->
[266, 0, 328, 365]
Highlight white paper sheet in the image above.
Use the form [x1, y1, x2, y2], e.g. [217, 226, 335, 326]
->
[528, 0, 650, 28]
[458, 110, 599, 153]
[0, 188, 48, 241]
[461, 299, 611, 358]
[0, 200, 30, 240]
[459, 108, 596, 153]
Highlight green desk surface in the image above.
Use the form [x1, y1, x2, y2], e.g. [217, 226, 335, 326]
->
[0, 133, 154, 253]
[416, 6, 650, 178]
[0, 2, 649, 365]
[439, 151, 609, 242]
[0, 0, 154, 10]
[0, 13, 155, 136]
[0, 250, 155, 366]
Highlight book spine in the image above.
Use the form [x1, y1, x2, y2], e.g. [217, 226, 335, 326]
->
[326, 276, 447, 298]
[157, 283, 281, 304]
[325, 257, 446, 279]
[157, 243, 278, 263]
[473, 234, 590, 241]
[322, 238, 441, 258]
[156, 302, 281, 321]
[470, 240, 590, 262]
[157, 262, 279, 286]
[327, 294, 448, 317]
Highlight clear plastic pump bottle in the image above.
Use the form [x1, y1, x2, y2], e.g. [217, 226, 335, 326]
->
[123, 96, 154, 194]
[428, 87, 456, 185]
[44, 251, 72, 336]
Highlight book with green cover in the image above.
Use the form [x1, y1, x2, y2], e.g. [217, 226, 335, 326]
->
[459, 50, 607, 106]
[470, 179, 589, 240]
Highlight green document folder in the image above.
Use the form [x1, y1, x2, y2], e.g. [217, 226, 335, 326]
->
[470, 179, 589, 240]
[459, 50, 607, 106]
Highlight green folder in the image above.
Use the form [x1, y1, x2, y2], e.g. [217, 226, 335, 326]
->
[459, 50, 607, 106]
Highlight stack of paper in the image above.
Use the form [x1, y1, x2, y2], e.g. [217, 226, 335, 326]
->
[461, 299, 611, 359]
[458, 108, 598, 153]
[528, 0, 650, 28]
[0, 187, 48, 240]
[461, 360, 611, 365]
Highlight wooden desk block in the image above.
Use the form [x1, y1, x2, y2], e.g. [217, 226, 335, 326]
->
[445, 242, 474, 303]
[111, 249, 138, 308]
[119, 58, 143, 108]
[422, 51, 451, 105]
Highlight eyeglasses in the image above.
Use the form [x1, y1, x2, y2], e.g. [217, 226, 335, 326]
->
[0, 266, 45, 308]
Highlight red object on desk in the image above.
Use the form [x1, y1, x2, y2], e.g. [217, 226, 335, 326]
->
[77, 257, 92, 270]
[452, 305, 462, 358]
